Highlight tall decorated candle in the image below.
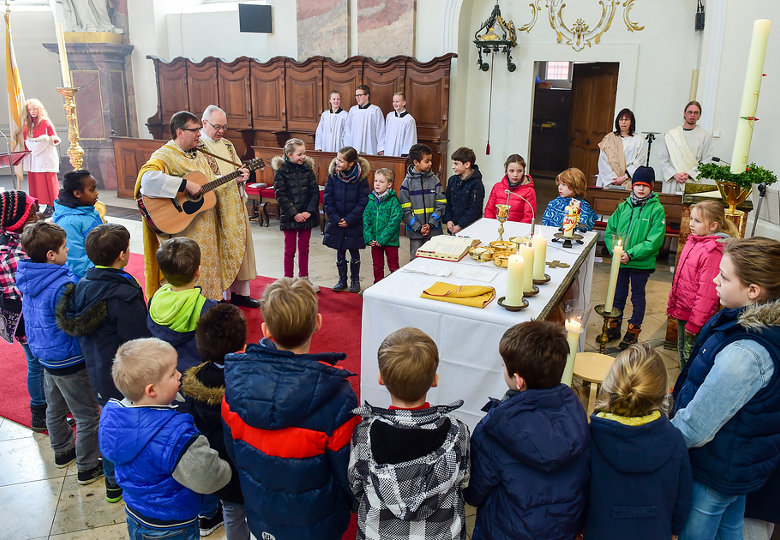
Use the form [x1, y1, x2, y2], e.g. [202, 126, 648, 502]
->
[55, 22, 71, 87]
[562, 317, 582, 386]
[532, 233, 547, 280]
[519, 243, 535, 293]
[604, 237, 624, 312]
[505, 254, 524, 306]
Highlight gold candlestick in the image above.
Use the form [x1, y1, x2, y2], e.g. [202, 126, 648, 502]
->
[495, 203, 510, 241]
[56, 87, 84, 170]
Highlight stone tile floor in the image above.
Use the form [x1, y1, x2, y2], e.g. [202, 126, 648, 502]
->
[0, 187, 680, 539]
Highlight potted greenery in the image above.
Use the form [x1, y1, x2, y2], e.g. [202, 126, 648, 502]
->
[697, 162, 777, 214]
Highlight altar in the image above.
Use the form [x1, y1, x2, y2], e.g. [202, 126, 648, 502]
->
[360, 219, 598, 430]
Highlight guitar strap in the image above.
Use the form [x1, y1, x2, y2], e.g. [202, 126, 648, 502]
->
[196, 147, 243, 168]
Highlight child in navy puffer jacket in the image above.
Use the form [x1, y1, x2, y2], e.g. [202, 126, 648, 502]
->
[667, 200, 737, 369]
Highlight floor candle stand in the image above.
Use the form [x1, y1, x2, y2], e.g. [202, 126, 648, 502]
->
[593, 304, 622, 354]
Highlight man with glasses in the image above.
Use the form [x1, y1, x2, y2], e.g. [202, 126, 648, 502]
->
[658, 100, 714, 195]
[347, 84, 386, 155]
[135, 110, 250, 302]
[199, 105, 259, 308]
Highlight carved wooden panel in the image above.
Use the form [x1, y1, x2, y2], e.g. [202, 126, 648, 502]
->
[157, 57, 188, 124]
[405, 57, 451, 143]
[250, 59, 286, 131]
[284, 58, 323, 133]
[322, 58, 363, 110]
[187, 58, 218, 119]
[218, 58, 252, 129]
[112, 137, 168, 198]
[362, 56, 406, 114]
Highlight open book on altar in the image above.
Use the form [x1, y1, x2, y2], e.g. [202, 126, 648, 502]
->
[415, 236, 480, 262]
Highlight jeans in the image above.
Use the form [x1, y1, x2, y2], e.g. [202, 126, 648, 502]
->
[371, 245, 399, 283]
[336, 248, 360, 263]
[613, 268, 651, 327]
[103, 456, 117, 489]
[44, 367, 101, 471]
[409, 237, 426, 259]
[677, 319, 699, 370]
[680, 481, 745, 540]
[283, 228, 312, 278]
[126, 512, 199, 540]
[22, 342, 45, 407]
[222, 500, 250, 540]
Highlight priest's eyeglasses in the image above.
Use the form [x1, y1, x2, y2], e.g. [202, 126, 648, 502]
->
[205, 119, 228, 132]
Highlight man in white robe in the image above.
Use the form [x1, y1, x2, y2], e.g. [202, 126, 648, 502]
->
[384, 91, 417, 157]
[199, 105, 259, 307]
[658, 101, 714, 195]
[347, 84, 385, 155]
[315, 90, 350, 152]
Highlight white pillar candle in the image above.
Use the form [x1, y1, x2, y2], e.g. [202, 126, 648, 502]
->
[505, 254, 524, 306]
[730, 19, 771, 174]
[532, 233, 547, 280]
[604, 239, 624, 313]
[562, 318, 582, 386]
[55, 22, 71, 87]
[519, 243, 535, 293]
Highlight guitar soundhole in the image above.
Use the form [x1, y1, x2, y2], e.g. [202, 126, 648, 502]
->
[181, 196, 204, 215]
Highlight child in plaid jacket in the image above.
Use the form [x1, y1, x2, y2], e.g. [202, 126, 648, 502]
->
[349, 327, 471, 540]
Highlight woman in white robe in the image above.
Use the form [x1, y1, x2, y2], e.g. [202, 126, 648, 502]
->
[596, 108, 645, 190]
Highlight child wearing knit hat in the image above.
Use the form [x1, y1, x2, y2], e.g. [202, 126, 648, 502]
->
[0, 190, 47, 430]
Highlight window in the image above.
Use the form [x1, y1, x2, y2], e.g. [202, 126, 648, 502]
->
[545, 61, 570, 80]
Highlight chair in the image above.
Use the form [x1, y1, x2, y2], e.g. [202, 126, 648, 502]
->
[245, 182, 268, 226]
[573, 352, 616, 417]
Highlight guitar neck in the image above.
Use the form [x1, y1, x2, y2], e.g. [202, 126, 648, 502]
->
[200, 159, 262, 194]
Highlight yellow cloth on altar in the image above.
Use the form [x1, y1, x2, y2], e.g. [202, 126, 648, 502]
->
[199, 136, 257, 282]
[134, 140, 246, 300]
[420, 282, 496, 308]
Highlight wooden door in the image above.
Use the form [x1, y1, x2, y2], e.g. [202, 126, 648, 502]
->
[187, 58, 218, 119]
[218, 58, 252, 130]
[568, 62, 618, 183]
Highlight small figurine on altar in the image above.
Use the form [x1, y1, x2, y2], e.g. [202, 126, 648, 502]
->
[562, 199, 581, 238]
[542, 168, 596, 231]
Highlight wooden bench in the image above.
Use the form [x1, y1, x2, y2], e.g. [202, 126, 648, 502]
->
[584, 185, 684, 240]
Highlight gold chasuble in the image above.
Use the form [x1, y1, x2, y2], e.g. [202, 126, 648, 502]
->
[199, 136, 257, 282]
[134, 141, 246, 300]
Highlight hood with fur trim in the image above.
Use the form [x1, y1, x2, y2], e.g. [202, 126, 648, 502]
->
[738, 298, 780, 332]
[327, 156, 371, 179]
[271, 155, 315, 171]
[180, 362, 225, 407]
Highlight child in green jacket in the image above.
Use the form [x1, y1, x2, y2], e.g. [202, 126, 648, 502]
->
[604, 166, 666, 349]
[363, 168, 403, 283]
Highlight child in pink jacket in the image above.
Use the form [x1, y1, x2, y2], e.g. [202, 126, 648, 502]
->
[484, 154, 536, 223]
[667, 200, 737, 368]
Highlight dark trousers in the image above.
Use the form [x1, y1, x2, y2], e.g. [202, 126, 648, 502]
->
[371, 245, 400, 283]
[613, 267, 651, 327]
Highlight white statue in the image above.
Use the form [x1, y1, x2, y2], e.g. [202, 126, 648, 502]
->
[59, 0, 123, 34]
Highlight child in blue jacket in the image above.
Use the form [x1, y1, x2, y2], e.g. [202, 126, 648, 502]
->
[52, 169, 103, 278]
[541, 167, 596, 231]
[464, 320, 589, 540]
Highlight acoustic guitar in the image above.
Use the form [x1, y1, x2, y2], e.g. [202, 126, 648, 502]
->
[137, 157, 264, 235]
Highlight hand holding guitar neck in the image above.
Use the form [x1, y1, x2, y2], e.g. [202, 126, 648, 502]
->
[185, 180, 203, 196]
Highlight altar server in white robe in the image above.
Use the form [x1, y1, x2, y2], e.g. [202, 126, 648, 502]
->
[658, 100, 715, 195]
[384, 91, 417, 157]
[315, 90, 350, 152]
[596, 108, 645, 189]
[347, 84, 385, 155]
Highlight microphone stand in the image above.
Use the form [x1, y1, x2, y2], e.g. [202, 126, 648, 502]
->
[750, 183, 767, 237]
[642, 131, 660, 167]
[0, 128, 12, 177]
[504, 189, 535, 237]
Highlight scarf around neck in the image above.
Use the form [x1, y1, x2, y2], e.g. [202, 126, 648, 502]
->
[630, 191, 653, 207]
[338, 161, 360, 183]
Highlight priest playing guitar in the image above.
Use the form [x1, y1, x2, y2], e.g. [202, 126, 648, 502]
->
[134, 110, 259, 305]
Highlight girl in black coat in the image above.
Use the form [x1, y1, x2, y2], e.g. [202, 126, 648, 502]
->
[272, 138, 321, 292]
[323, 146, 370, 293]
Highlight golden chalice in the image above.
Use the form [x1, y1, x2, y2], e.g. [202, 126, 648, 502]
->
[495, 204, 510, 241]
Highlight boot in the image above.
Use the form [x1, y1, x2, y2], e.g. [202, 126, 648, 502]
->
[619, 323, 641, 350]
[30, 404, 47, 433]
[606, 319, 621, 342]
[349, 260, 361, 293]
[333, 260, 348, 292]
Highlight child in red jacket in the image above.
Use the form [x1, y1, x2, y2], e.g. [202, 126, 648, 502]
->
[484, 154, 536, 224]
[667, 200, 738, 368]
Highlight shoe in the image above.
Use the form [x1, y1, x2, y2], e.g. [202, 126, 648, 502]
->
[301, 277, 320, 293]
[39, 206, 54, 219]
[106, 482, 123, 503]
[199, 501, 224, 536]
[78, 458, 105, 485]
[618, 323, 641, 350]
[55, 447, 76, 469]
[30, 404, 47, 433]
[349, 260, 361, 293]
[605, 320, 621, 342]
[333, 260, 348, 292]
[229, 294, 260, 308]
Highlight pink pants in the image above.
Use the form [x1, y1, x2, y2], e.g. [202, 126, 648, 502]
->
[283, 228, 312, 278]
[371, 245, 399, 283]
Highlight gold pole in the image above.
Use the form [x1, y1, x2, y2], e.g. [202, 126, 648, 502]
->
[55, 86, 84, 169]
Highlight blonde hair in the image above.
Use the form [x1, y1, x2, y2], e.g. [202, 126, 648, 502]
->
[112, 338, 177, 402]
[556, 168, 587, 198]
[261, 277, 318, 349]
[690, 200, 739, 237]
[724, 237, 780, 302]
[378, 327, 438, 402]
[23, 98, 51, 134]
[283, 138, 305, 157]
[595, 343, 668, 417]
[374, 168, 394, 186]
